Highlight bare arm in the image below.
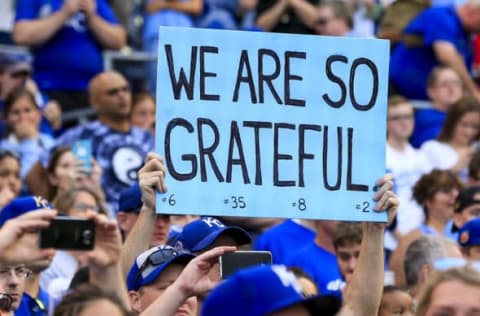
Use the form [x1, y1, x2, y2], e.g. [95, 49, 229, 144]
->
[81, 0, 126, 49]
[289, 0, 317, 29]
[256, 0, 289, 31]
[146, 0, 203, 15]
[340, 175, 398, 316]
[434, 41, 480, 99]
[24, 162, 50, 198]
[13, 1, 77, 46]
[120, 153, 167, 277]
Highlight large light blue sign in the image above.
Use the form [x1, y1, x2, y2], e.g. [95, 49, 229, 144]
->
[155, 27, 389, 222]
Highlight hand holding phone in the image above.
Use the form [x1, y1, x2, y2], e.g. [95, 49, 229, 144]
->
[39, 217, 95, 251]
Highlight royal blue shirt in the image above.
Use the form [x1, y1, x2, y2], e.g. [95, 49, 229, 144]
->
[411, 108, 446, 148]
[15, 0, 119, 91]
[286, 243, 345, 297]
[15, 287, 53, 316]
[254, 220, 316, 265]
[390, 6, 471, 100]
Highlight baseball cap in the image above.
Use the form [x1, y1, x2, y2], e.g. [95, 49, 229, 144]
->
[126, 245, 195, 291]
[454, 186, 480, 214]
[0, 196, 52, 227]
[175, 217, 251, 252]
[201, 264, 341, 316]
[118, 182, 142, 214]
[0, 52, 31, 75]
[458, 218, 480, 247]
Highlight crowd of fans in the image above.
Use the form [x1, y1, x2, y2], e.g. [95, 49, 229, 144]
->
[1, 0, 480, 315]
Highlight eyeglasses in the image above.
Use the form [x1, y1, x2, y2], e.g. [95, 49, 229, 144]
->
[72, 203, 100, 213]
[388, 114, 414, 121]
[0, 267, 32, 280]
[105, 85, 129, 96]
[0, 293, 12, 311]
[132, 248, 192, 289]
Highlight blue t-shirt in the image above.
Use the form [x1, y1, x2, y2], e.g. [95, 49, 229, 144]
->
[15, 287, 53, 316]
[51, 121, 154, 209]
[390, 6, 471, 100]
[286, 243, 344, 297]
[254, 220, 315, 264]
[15, 0, 119, 91]
[411, 108, 446, 148]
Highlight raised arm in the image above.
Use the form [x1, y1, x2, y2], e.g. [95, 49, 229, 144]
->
[256, 0, 290, 31]
[145, 0, 203, 15]
[289, 0, 317, 29]
[340, 174, 398, 316]
[120, 153, 167, 277]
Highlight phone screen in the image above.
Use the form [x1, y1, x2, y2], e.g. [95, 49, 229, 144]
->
[219, 251, 272, 279]
[39, 217, 95, 250]
[72, 140, 92, 174]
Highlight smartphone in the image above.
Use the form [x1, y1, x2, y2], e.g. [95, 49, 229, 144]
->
[72, 140, 92, 175]
[219, 251, 272, 279]
[39, 217, 95, 250]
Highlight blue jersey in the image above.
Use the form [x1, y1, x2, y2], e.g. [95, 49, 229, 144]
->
[52, 121, 154, 209]
[15, 288, 54, 316]
[254, 220, 315, 264]
[15, 0, 119, 91]
[286, 243, 344, 297]
[390, 6, 471, 100]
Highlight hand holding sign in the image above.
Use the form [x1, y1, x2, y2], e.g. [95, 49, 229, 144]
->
[139, 152, 168, 211]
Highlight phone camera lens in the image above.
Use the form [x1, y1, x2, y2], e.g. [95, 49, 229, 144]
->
[82, 229, 93, 245]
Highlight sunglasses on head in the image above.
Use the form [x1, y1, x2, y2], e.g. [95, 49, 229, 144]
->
[133, 248, 192, 288]
[433, 257, 480, 271]
[105, 85, 129, 96]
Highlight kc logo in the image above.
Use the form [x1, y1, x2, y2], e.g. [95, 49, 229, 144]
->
[202, 217, 225, 228]
[33, 196, 50, 209]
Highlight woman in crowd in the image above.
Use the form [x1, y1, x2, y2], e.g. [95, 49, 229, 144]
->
[412, 66, 464, 148]
[0, 87, 55, 182]
[0, 150, 21, 208]
[40, 185, 108, 300]
[131, 92, 155, 134]
[388, 169, 463, 286]
[44, 146, 102, 202]
[420, 96, 480, 181]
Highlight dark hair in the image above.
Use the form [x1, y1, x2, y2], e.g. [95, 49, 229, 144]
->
[45, 146, 72, 200]
[333, 222, 362, 249]
[0, 150, 20, 163]
[132, 92, 154, 111]
[3, 87, 38, 120]
[469, 150, 480, 181]
[412, 169, 463, 219]
[437, 96, 480, 143]
[54, 284, 133, 316]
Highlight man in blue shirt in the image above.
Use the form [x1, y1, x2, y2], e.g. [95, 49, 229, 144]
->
[390, 2, 480, 100]
[13, 0, 126, 113]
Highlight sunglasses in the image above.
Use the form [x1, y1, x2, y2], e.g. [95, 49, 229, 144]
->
[10, 70, 30, 78]
[132, 248, 192, 289]
[105, 85, 129, 96]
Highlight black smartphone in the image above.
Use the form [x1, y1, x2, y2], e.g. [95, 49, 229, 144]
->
[219, 251, 272, 279]
[39, 217, 95, 250]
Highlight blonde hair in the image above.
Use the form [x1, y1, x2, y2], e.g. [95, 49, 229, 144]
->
[416, 266, 480, 315]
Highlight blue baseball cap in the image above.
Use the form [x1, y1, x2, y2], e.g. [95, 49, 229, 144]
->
[202, 264, 341, 316]
[458, 218, 480, 247]
[175, 217, 251, 252]
[126, 245, 195, 291]
[0, 196, 52, 227]
[118, 182, 142, 214]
